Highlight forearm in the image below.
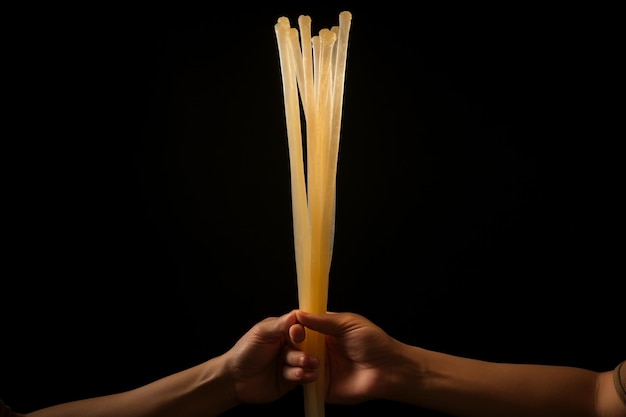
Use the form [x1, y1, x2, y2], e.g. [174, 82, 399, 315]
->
[27, 355, 238, 417]
[388, 345, 600, 417]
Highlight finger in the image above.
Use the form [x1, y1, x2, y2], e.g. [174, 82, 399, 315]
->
[284, 347, 320, 369]
[255, 310, 298, 340]
[282, 365, 318, 383]
[289, 322, 306, 344]
[295, 310, 348, 336]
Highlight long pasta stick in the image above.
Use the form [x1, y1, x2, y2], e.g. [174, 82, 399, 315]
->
[275, 12, 352, 417]
[301, 28, 337, 417]
[326, 12, 352, 258]
[275, 18, 310, 298]
[276, 22, 321, 416]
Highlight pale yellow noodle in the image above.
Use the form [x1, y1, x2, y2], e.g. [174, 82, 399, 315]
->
[274, 19, 311, 299]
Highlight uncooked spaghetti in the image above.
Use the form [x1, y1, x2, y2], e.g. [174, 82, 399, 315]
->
[274, 10, 352, 417]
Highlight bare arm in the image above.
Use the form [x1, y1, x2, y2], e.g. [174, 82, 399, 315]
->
[393, 346, 625, 417]
[24, 310, 318, 417]
[295, 310, 626, 417]
[26, 356, 235, 417]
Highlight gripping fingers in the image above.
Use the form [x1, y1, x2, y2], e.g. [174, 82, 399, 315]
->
[282, 348, 319, 383]
[283, 365, 318, 383]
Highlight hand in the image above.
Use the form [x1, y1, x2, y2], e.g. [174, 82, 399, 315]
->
[294, 310, 404, 404]
[224, 309, 319, 404]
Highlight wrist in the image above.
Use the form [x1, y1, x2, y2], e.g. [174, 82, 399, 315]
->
[383, 343, 429, 405]
[194, 355, 240, 415]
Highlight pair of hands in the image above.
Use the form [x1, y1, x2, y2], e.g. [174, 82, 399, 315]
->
[224, 309, 397, 406]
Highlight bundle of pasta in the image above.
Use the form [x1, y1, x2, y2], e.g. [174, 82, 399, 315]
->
[274, 11, 352, 417]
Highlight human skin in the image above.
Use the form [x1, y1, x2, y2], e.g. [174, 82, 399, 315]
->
[24, 310, 319, 417]
[293, 310, 626, 417]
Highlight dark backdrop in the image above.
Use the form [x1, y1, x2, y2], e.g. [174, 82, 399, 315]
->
[2, 3, 623, 416]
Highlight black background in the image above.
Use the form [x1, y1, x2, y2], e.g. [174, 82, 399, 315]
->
[2, 3, 624, 416]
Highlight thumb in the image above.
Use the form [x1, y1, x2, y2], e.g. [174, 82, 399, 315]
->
[255, 310, 298, 340]
[296, 310, 344, 336]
